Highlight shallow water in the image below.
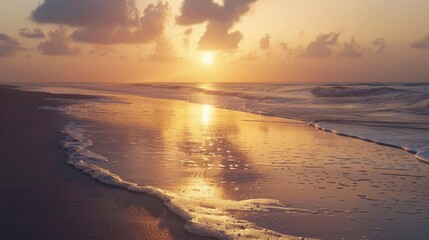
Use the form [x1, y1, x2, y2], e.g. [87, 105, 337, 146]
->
[26, 84, 429, 240]
[21, 82, 429, 163]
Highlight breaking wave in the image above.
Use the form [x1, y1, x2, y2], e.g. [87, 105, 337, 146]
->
[311, 86, 407, 97]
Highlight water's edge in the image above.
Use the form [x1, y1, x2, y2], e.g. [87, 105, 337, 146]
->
[60, 121, 317, 240]
[308, 122, 429, 165]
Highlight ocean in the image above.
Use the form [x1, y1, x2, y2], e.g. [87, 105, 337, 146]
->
[26, 82, 429, 163]
[20, 82, 429, 239]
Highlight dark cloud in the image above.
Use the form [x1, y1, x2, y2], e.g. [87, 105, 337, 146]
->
[198, 21, 243, 50]
[19, 28, 46, 38]
[0, 33, 23, 57]
[38, 26, 80, 55]
[299, 32, 340, 58]
[31, 1, 169, 45]
[410, 35, 429, 49]
[176, 0, 219, 25]
[259, 34, 270, 50]
[373, 38, 387, 54]
[176, 0, 258, 51]
[339, 37, 365, 58]
[32, 0, 135, 27]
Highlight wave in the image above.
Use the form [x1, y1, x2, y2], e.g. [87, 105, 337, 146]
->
[133, 83, 184, 90]
[401, 83, 429, 87]
[189, 87, 274, 102]
[129, 83, 429, 109]
[311, 121, 429, 164]
[416, 148, 429, 164]
[60, 122, 316, 240]
[130, 83, 299, 103]
[311, 86, 407, 97]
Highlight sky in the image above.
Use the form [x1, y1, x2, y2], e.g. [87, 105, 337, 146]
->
[0, 0, 429, 83]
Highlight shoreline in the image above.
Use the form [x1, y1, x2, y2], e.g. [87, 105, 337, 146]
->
[0, 85, 213, 240]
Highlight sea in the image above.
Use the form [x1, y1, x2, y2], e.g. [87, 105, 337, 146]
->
[19, 82, 429, 239]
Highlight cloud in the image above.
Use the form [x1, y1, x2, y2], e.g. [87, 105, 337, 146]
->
[373, 38, 387, 54]
[198, 22, 243, 50]
[19, 28, 46, 38]
[38, 26, 80, 55]
[148, 37, 178, 62]
[259, 34, 270, 50]
[280, 42, 289, 51]
[31, 1, 169, 45]
[410, 35, 429, 49]
[31, 0, 135, 27]
[299, 32, 340, 58]
[87, 45, 116, 56]
[339, 37, 365, 58]
[0, 33, 23, 57]
[183, 27, 193, 49]
[184, 27, 193, 36]
[238, 50, 259, 62]
[279, 42, 297, 58]
[176, 0, 258, 51]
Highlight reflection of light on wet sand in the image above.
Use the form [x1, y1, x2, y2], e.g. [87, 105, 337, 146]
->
[202, 104, 212, 126]
[58, 93, 320, 239]
[179, 174, 222, 200]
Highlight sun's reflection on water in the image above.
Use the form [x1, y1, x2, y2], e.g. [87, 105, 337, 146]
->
[179, 172, 223, 200]
[202, 104, 212, 126]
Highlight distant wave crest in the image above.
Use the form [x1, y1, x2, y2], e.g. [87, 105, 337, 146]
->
[311, 86, 407, 97]
[133, 83, 282, 102]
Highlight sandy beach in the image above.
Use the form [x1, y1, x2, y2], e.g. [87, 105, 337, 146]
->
[0, 85, 212, 240]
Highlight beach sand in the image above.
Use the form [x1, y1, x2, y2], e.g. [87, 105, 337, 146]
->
[0, 85, 212, 240]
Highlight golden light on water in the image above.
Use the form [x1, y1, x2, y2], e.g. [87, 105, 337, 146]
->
[202, 104, 213, 126]
[179, 176, 222, 199]
[199, 83, 213, 90]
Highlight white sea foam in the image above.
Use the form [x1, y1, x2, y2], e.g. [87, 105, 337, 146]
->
[61, 122, 107, 163]
[416, 148, 429, 164]
[60, 122, 316, 240]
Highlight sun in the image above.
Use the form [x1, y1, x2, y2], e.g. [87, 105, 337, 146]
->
[201, 52, 215, 66]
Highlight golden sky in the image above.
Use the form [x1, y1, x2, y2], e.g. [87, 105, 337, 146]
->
[1, 0, 429, 83]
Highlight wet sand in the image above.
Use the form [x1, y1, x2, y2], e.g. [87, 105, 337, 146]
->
[0, 85, 212, 240]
